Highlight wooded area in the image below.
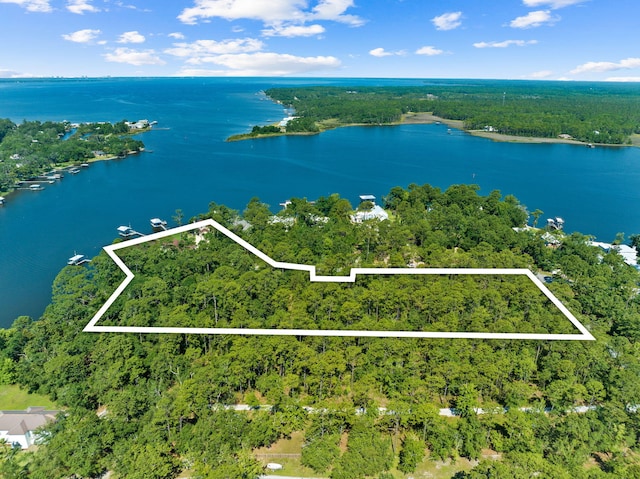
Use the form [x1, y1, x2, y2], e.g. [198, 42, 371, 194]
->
[260, 81, 640, 145]
[0, 119, 145, 193]
[2, 184, 640, 478]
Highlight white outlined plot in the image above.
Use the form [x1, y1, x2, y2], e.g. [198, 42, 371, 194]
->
[83, 219, 595, 340]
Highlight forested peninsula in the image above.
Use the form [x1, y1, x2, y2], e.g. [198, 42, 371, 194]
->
[3, 184, 640, 478]
[228, 81, 640, 146]
[0, 119, 146, 196]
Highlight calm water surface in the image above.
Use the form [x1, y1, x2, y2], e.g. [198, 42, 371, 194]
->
[1, 78, 639, 327]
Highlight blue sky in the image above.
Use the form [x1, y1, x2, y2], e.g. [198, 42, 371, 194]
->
[1, 0, 639, 80]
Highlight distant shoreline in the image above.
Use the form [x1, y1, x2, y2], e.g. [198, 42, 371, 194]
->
[0, 150, 142, 200]
[401, 112, 639, 147]
[228, 111, 638, 148]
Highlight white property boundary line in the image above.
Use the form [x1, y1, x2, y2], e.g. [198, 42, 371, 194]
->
[82, 219, 595, 340]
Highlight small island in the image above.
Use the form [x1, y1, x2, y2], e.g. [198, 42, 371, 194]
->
[228, 81, 640, 147]
[0, 118, 151, 198]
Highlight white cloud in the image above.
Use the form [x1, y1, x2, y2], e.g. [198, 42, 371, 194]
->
[369, 48, 392, 57]
[528, 70, 553, 78]
[571, 57, 640, 74]
[66, 0, 99, 14]
[104, 48, 165, 66]
[114, 1, 150, 12]
[369, 47, 406, 57]
[431, 11, 462, 31]
[605, 77, 640, 82]
[117, 31, 146, 44]
[175, 52, 340, 76]
[416, 46, 444, 56]
[523, 0, 586, 8]
[473, 39, 538, 48]
[310, 0, 364, 26]
[168, 32, 185, 40]
[178, 0, 362, 27]
[262, 24, 325, 37]
[178, 0, 304, 25]
[510, 10, 558, 28]
[165, 38, 264, 64]
[62, 29, 102, 43]
[0, 0, 51, 12]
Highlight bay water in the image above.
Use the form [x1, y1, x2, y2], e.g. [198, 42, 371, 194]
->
[1, 77, 639, 327]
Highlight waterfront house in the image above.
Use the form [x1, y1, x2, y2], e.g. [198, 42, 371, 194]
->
[126, 119, 150, 130]
[0, 407, 59, 449]
[279, 116, 298, 127]
[352, 195, 389, 223]
[542, 232, 561, 247]
[590, 241, 638, 268]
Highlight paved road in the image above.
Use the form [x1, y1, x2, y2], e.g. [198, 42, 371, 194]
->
[228, 404, 596, 416]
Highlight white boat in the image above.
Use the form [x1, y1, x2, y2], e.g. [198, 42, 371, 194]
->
[0, 197, 5, 205]
[29, 184, 43, 191]
[69, 168, 81, 174]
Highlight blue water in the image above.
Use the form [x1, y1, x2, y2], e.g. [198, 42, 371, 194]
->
[1, 77, 640, 327]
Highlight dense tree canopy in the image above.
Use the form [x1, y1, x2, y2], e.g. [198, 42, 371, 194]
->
[0, 119, 145, 193]
[260, 81, 640, 145]
[2, 184, 640, 477]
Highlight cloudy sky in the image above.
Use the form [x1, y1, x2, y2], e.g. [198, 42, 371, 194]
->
[1, 0, 639, 80]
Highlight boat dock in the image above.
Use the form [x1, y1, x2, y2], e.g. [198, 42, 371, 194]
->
[14, 181, 46, 191]
[117, 225, 144, 238]
[44, 170, 64, 179]
[36, 173, 63, 182]
[150, 218, 168, 231]
[67, 254, 90, 266]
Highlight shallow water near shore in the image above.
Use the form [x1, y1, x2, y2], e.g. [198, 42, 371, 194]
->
[1, 77, 640, 327]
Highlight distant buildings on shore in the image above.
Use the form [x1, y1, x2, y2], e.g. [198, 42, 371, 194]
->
[126, 119, 150, 130]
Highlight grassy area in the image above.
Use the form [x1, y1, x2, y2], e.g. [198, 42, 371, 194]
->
[0, 384, 57, 410]
[254, 431, 322, 477]
[251, 429, 489, 479]
[410, 456, 477, 479]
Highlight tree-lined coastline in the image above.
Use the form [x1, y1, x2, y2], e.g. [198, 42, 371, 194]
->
[0, 119, 146, 196]
[229, 81, 640, 146]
